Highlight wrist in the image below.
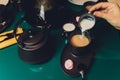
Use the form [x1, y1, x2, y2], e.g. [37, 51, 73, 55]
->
[114, 26, 120, 30]
[115, 22, 120, 30]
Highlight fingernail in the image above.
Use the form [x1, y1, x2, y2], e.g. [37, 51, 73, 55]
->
[93, 12, 96, 15]
[88, 11, 91, 13]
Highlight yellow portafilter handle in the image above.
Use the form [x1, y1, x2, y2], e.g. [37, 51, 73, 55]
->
[0, 28, 23, 49]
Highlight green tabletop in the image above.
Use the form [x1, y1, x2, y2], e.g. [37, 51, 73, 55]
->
[1, 1, 120, 80]
[1, 21, 120, 80]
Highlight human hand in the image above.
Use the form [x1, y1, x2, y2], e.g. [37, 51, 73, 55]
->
[0, 0, 9, 5]
[88, 2, 120, 30]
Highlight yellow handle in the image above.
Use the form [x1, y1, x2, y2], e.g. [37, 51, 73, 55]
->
[0, 36, 19, 49]
[0, 36, 7, 42]
[0, 28, 23, 49]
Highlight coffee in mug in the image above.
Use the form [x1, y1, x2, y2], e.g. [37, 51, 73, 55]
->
[70, 34, 90, 47]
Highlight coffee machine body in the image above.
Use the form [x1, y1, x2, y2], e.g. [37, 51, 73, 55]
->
[17, 27, 55, 64]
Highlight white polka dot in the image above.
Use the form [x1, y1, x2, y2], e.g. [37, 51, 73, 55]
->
[63, 23, 75, 32]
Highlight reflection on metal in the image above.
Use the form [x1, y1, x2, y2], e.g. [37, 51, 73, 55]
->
[79, 70, 84, 80]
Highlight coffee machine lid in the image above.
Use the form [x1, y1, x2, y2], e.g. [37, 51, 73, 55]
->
[17, 29, 46, 50]
[17, 29, 48, 51]
[25, 32, 44, 45]
[20, 29, 45, 46]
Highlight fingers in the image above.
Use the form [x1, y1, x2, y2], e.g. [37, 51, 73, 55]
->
[88, 2, 110, 13]
[93, 11, 107, 19]
[88, 2, 112, 19]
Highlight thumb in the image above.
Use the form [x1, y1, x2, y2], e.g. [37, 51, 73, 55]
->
[93, 11, 107, 19]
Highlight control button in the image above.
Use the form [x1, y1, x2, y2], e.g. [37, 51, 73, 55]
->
[64, 59, 74, 70]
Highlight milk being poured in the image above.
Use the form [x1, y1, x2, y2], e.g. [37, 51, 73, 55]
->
[80, 18, 95, 31]
[79, 14, 95, 37]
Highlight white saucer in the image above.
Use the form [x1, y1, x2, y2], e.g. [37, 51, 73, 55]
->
[68, 0, 98, 5]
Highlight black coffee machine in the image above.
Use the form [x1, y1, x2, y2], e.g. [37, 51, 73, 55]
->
[14, 6, 56, 64]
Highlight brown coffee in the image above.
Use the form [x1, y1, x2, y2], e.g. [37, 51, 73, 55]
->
[70, 34, 90, 47]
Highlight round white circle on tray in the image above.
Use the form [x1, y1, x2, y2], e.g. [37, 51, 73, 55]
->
[63, 23, 75, 32]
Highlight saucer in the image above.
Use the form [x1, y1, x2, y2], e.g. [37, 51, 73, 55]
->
[68, 0, 98, 5]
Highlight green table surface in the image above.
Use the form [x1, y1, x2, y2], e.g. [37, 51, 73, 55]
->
[1, 30, 120, 80]
[1, 21, 120, 80]
[1, 2, 120, 80]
